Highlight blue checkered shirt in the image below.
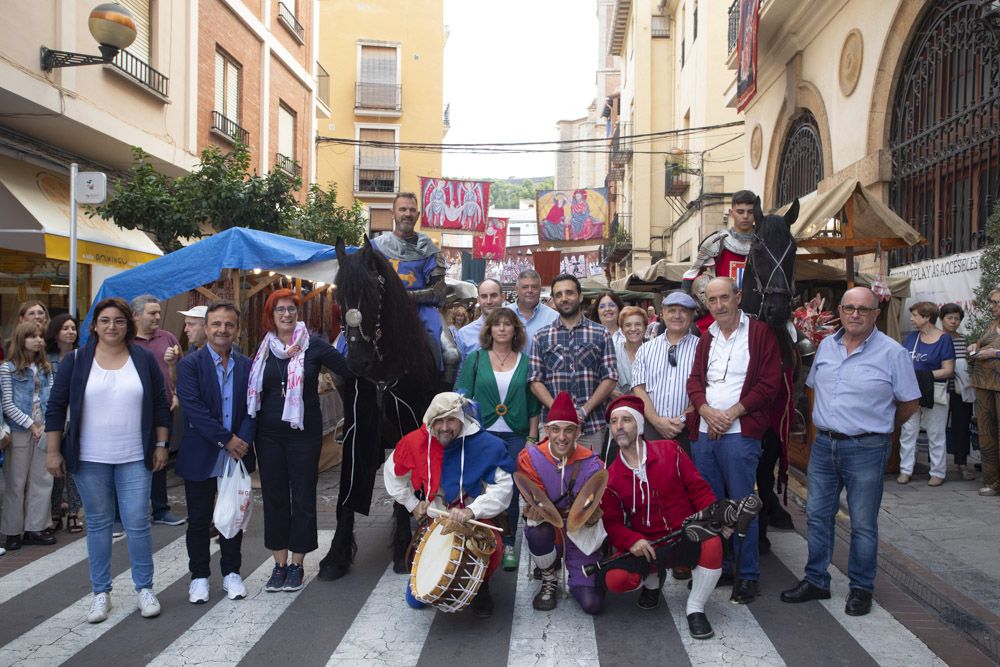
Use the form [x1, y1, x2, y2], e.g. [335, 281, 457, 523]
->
[529, 317, 618, 435]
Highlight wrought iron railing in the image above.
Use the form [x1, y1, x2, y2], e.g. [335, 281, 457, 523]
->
[728, 0, 739, 55]
[355, 165, 398, 193]
[277, 2, 305, 42]
[610, 121, 632, 166]
[275, 153, 301, 177]
[110, 49, 169, 98]
[211, 110, 249, 145]
[355, 82, 402, 111]
[316, 62, 330, 107]
[665, 164, 691, 196]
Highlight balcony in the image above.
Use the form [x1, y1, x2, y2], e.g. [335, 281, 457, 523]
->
[727, 0, 739, 56]
[316, 62, 330, 108]
[277, 2, 305, 44]
[355, 82, 402, 113]
[107, 48, 169, 99]
[610, 121, 632, 166]
[275, 153, 301, 178]
[211, 110, 249, 145]
[603, 214, 633, 265]
[665, 164, 691, 196]
[355, 166, 398, 194]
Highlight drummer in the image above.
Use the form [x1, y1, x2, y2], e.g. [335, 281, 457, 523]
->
[517, 391, 607, 614]
[601, 395, 723, 640]
[384, 391, 515, 618]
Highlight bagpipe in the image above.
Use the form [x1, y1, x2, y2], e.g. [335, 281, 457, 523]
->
[581, 495, 763, 578]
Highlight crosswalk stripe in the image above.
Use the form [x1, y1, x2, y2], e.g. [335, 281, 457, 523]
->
[152, 529, 334, 667]
[767, 531, 945, 667]
[661, 577, 786, 666]
[506, 538, 600, 667]
[326, 561, 435, 666]
[0, 535, 211, 667]
[0, 535, 123, 606]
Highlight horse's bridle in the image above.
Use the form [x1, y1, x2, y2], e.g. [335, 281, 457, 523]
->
[342, 272, 386, 362]
[748, 233, 795, 319]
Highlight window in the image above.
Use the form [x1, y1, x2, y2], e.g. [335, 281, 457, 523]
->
[357, 44, 400, 111]
[776, 112, 823, 207]
[215, 51, 240, 121]
[356, 127, 397, 193]
[369, 207, 394, 232]
[120, 0, 151, 62]
[276, 104, 298, 176]
[106, 0, 169, 98]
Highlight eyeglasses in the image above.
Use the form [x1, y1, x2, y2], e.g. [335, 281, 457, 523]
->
[598, 302, 618, 310]
[273, 306, 298, 315]
[97, 317, 128, 328]
[668, 344, 677, 367]
[839, 305, 875, 316]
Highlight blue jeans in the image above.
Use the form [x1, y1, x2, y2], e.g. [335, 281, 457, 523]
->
[692, 432, 762, 580]
[73, 460, 154, 593]
[804, 432, 890, 593]
[492, 431, 526, 547]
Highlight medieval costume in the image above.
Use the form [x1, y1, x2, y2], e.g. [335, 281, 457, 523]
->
[681, 228, 753, 333]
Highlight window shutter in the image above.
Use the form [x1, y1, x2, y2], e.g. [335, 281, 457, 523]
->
[360, 46, 397, 84]
[120, 0, 151, 62]
[369, 208, 394, 232]
[214, 52, 225, 113]
[226, 60, 240, 120]
[279, 106, 295, 157]
[359, 128, 395, 168]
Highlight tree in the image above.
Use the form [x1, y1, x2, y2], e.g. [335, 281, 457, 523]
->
[289, 182, 367, 247]
[488, 177, 554, 209]
[966, 203, 1000, 342]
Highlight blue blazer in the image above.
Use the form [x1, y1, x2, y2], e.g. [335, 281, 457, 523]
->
[44, 342, 172, 473]
[174, 345, 256, 481]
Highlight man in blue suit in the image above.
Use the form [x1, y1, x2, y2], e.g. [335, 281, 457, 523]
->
[175, 300, 256, 604]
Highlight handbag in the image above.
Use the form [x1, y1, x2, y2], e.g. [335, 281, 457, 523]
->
[933, 381, 948, 406]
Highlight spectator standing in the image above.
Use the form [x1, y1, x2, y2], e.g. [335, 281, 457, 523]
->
[530, 274, 617, 453]
[940, 303, 977, 481]
[969, 287, 1000, 496]
[644, 305, 660, 340]
[447, 303, 469, 341]
[1, 322, 57, 550]
[176, 301, 256, 604]
[178, 305, 208, 351]
[506, 269, 558, 356]
[130, 294, 186, 526]
[898, 302, 955, 486]
[612, 306, 647, 398]
[455, 279, 505, 360]
[5, 300, 50, 359]
[632, 292, 700, 453]
[455, 308, 540, 571]
[247, 289, 351, 593]
[45, 314, 83, 534]
[45, 297, 171, 623]
[780, 287, 920, 616]
[686, 277, 781, 604]
[589, 291, 626, 347]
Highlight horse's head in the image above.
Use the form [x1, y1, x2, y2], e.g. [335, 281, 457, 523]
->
[335, 236, 390, 378]
[746, 197, 798, 327]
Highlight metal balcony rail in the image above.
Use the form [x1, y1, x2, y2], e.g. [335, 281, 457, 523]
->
[275, 153, 301, 177]
[111, 49, 169, 98]
[610, 122, 633, 166]
[277, 2, 305, 41]
[728, 0, 739, 55]
[211, 110, 249, 145]
[355, 82, 402, 111]
[316, 62, 330, 107]
[355, 165, 398, 193]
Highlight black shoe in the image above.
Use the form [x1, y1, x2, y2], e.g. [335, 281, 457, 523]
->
[636, 586, 661, 610]
[4, 535, 21, 551]
[687, 612, 714, 640]
[769, 507, 794, 530]
[23, 531, 56, 546]
[392, 558, 409, 574]
[730, 579, 759, 605]
[845, 588, 872, 616]
[780, 579, 831, 604]
[472, 581, 494, 618]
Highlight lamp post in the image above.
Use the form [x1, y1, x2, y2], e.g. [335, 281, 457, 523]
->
[40, 3, 137, 71]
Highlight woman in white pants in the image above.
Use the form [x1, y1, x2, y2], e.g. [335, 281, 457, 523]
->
[899, 302, 955, 486]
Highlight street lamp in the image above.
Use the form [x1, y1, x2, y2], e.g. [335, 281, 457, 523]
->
[40, 3, 137, 71]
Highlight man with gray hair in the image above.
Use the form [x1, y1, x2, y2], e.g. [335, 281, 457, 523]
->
[780, 287, 919, 617]
[506, 269, 557, 356]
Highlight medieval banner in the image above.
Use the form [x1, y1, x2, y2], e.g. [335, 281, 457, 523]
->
[537, 188, 610, 242]
[472, 217, 508, 260]
[736, 0, 759, 112]
[420, 177, 490, 231]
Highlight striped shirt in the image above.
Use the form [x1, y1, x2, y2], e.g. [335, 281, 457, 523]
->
[529, 316, 618, 435]
[631, 332, 699, 419]
[948, 334, 967, 394]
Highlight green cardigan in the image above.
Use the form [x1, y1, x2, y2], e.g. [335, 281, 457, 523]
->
[456, 350, 540, 436]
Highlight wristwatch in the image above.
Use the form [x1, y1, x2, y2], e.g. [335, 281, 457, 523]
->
[154, 441, 168, 449]
[678, 415, 686, 424]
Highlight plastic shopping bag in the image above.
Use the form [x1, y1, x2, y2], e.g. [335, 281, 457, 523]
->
[213, 457, 253, 539]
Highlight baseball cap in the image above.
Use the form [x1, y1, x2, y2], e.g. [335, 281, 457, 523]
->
[661, 292, 699, 309]
[177, 305, 207, 318]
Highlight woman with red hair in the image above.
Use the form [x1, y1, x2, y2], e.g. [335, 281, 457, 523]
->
[247, 289, 351, 593]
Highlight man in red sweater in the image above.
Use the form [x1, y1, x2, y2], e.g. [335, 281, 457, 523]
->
[601, 395, 723, 640]
[686, 277, 781, 605]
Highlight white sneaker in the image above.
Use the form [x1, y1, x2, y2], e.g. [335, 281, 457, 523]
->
[223, 572, 247, 600]
[137, 588, 161, 618]
[87, 592, 111, 623]
[0, 547, 6, 556]
[188, 578, 210, 604]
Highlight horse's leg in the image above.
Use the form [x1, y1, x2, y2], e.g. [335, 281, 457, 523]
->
[392, 501, 413, 573]
[318, 503, 357, 581]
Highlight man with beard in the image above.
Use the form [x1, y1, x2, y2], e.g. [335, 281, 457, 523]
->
[529, 274, 617, 453]
[383, 392, 515, 619]
[601, 395, 722, 639]
[506, 269, 557, 356]
[517, 391, 606, 614]
[371, 192, 447, 368]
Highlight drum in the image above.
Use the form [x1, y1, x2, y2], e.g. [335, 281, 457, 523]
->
[409, 517, 496, 612]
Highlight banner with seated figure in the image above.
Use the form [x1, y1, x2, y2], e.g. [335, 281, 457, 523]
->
[537, 188, 609, 242]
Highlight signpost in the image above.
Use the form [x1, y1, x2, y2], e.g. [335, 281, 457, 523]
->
[70, 166, 107, 316]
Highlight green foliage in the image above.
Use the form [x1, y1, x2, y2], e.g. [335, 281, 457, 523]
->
[288, 182, 367, 247]
[489, 177, 554, 209]
[966, 204, 1000, 342]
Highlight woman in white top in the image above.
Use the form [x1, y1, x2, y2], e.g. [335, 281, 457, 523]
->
[45, 297, 171, 624]
[612, 306, 648, 398]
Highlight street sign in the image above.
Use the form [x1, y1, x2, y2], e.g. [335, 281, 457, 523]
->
[75, 171, 107, 204]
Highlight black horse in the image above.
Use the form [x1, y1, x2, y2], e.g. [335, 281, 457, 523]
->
[318, 237, 443, 581]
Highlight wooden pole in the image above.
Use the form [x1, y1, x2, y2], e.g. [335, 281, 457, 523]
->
[844, 198, 856, 288]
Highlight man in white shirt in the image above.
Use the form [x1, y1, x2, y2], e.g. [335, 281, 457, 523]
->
[455, 278, 506, 360]
[506, 269, 557, 356]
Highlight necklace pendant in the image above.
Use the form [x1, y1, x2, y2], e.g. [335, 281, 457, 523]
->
[281, 382, 286, 398]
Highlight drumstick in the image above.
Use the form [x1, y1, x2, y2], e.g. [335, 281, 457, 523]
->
[426, 507, 504, 533]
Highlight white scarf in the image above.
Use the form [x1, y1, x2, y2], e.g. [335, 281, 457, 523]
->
[247, 322, 310, 430]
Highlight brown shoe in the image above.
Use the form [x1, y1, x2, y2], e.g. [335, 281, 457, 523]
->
[532, 568, 559, 611]
[978, 486, 999, 497]
[927, 476, 944, 487]
[959, 465, 977, 481]
[896, 474, 911, 484]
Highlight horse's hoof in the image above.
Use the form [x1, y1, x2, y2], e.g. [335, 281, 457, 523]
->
[393, 559, 409, 574]
[318, 563, 350, 581]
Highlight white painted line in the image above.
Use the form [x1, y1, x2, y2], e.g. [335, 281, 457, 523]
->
[152, 529, 334, 667]
[0, 535, 123, 606]
[768, 531, 945, 667]
[661, 577, 786, 666]
[506, 538, 600, 667]
[0, 535, 210, 667]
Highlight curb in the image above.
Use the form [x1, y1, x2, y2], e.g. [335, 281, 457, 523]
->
[785, 468, 1000, 665]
